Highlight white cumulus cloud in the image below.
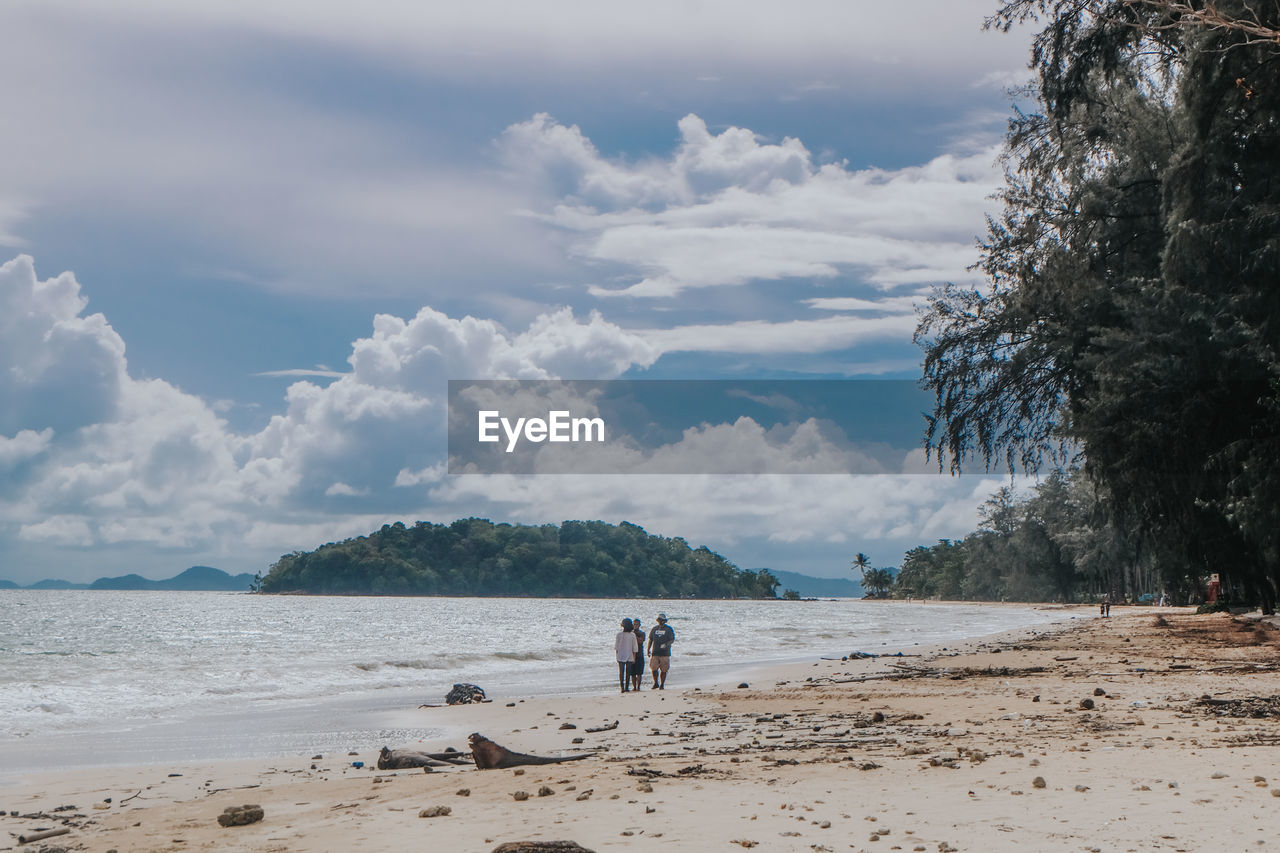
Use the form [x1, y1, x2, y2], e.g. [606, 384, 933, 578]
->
[503, 114, 1000, 299]
[0, 255, 665, 571]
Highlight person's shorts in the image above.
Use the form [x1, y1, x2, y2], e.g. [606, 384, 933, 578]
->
[650, 655, 670, 673]
[630, 656, 645, 677]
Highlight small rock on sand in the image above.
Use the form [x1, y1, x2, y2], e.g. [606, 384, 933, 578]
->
[513, 791, 530, 801]
[419, 805, 451, 818]
[1032, 777, 1047, 789]
[217, 804, 264, 827]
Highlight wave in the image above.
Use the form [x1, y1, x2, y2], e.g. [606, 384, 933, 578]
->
[355, 650, 558, 672]
[31, 702, 74, 715]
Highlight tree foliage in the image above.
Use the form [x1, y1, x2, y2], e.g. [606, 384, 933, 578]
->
[256, 518, 779, 599]
[918, 0, 1280, 609]
[890, 469, 1178, 602]
[860, 567, 896, 598]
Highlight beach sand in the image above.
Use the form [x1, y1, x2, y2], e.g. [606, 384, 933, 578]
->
[4, 605, 1279, 852]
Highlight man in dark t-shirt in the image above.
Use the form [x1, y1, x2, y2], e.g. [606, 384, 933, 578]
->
[631, 618, 646, 692]
[647, 612, 675, 689]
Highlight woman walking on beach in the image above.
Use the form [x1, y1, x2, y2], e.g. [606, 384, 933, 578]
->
[615, 618, 638, 693]
[630, 618, 646, 692]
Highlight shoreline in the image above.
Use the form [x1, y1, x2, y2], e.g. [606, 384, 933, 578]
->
[21, 605, 1280, 851]
[20, 605, 1279, 851]
[1, 598, 1078, 779]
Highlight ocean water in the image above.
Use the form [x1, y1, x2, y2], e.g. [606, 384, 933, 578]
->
[0, 591, 1075, 775]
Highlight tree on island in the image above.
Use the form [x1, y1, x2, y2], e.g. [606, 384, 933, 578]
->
[255, 518, 779, 599]
[861, 567, 895, 599]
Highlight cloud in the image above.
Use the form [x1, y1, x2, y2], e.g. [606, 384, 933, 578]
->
[432, 470, 1001, 553]
[18, 516, 95, 548]
[0, 255, 1006, 582]
[0, 256, 131, 438]
[255, 368, 349, 379]
[324, 482, 368, 497]
[18, 2, 1031, 85]
[971, 69, 1033, 91]
[805, 295, 924, 313]
[0, 197, 29, 247]
[0, 428, 53, 467]
[503, 114, 1000, 299]
[639, 313, 918, 355]
[0, 256, 663, 570]
[0, 0, 1032, 311]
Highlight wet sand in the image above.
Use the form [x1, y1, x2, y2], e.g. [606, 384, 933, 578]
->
[4, 606, 1279, 852]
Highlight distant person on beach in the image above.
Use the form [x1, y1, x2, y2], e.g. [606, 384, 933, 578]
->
[647, 612, 675, 689]
[631, 618, 646, 692]
[615, 618, 638, 693]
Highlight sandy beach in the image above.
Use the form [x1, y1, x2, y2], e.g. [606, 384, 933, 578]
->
[5, 605, 1279, 852]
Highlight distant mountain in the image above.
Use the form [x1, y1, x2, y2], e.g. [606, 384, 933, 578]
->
[24, 579, 90, 590]
[0, 566, 255, 591]
[90, 566, 255, 591]
[766, 569, 863, 598]
[89, 573, 153, 590]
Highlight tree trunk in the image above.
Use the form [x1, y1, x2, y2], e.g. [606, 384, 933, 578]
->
[468, 733, 597, 770]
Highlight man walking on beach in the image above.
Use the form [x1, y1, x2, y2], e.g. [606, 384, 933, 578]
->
[615, 618, 638, 693]
[647, 612, 675, 690]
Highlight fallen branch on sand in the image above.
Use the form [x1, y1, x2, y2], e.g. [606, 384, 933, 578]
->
[468, 733, 599, 770]
[18, 827, 71, 844]
[378, 747, 474, 770]
[584, 720, 619, 733]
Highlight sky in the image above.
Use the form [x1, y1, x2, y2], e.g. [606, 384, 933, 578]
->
[0, 0, 1037, 584]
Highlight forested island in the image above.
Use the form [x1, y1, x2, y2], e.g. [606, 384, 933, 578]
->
[256, 518, 778, 598]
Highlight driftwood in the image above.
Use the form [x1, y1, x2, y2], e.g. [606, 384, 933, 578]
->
[378, 746, 473, 770]
[18, 827, 71, 844]
[468, 733, 597, 770]
[491, 843, 595, 853]
[584, 720, 618, 733]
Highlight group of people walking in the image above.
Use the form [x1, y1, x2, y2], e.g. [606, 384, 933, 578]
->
[614, 613, 674, 692]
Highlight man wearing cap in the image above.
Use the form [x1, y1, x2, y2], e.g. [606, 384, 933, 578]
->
[647, 613, 675, 690]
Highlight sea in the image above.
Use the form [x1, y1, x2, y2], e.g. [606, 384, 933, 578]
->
[0, 591, 1078, 778]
